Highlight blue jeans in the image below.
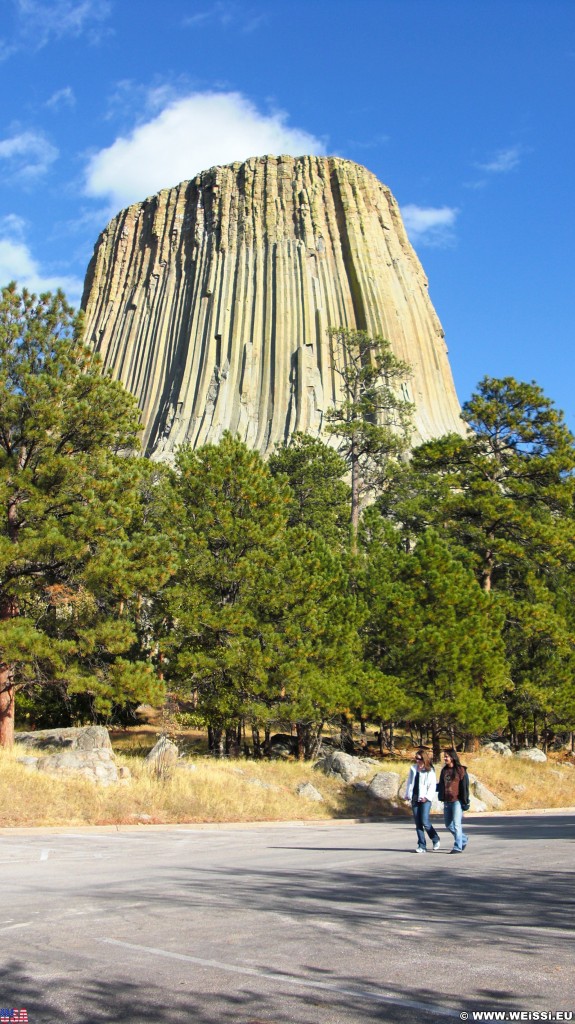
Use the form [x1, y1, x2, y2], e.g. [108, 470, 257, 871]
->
[412, 800, 440, 850]
[443, 800, 468, 851]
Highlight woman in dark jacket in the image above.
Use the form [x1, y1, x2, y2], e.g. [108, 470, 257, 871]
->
[437, 748, 470, 853]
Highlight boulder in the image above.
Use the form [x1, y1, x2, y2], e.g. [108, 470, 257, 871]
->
[482, 741, 513, 756]
[245, 777, 279, 791]
[367, 771, 401, 802]
[296, 782, 324, 802]
[16, 725, 112, 751]
[468, 773, 504, 809]
[35, 748, 118, 784]
[146, 736, 179, 772]
[515, 747, 547, 762]
[269, 734, 299, 758]
[317, 751, 378, 783]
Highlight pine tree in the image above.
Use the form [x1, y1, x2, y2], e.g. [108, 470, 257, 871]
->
[363, 528, 509, 758]
[378, 377, 575, 741]
[156, 433, 292, 753]
[157, 433, 362, 757]
[268, 432, 350, 546]
[324, 327, 413, 545]
[0, 285, 172, 746]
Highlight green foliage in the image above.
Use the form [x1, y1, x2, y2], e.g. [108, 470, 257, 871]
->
[377, 376, 575, 738]
[157, 433, 362, 753]
[0, 284, 172, 743]
[363, 529, 509, 745]
[4, 286, 574, 754]
[268, 432, 350, 546]
[324, 327, 413, 540]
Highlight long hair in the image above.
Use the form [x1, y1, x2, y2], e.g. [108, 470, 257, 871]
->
[417, 749, 434, 772]
[443, 747, 462, 769]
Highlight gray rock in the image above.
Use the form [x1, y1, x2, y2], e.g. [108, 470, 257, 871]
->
[36, 748, 118, 784]
[468, 795, 488, 813]
[296, 782, 324, 802]
[146, 736, 179, 772]
[319, 751, 378, 783]
[483, 741, 513, 756]
[467, 773, 504, 809]
[269, 734, 298, 758]
[16, 725, 112, 751]
[367, 771, 401, 801]
[246, 777, 278, 791]
[16, 756, 39, 769]
[515, 747, 547, 762]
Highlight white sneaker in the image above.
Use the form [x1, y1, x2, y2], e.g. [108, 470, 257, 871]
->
[432, 840, 441, 851]
[415, 847, 426, 854]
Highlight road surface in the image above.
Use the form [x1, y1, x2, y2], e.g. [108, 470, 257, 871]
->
[0, 813, 573, 1023]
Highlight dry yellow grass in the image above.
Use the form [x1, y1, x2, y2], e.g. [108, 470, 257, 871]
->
[2, 744, 574, 828]
[1, 746, 369, 827]
[465, 750, 575, 810]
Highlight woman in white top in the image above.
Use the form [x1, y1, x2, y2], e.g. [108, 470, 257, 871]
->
[405, 749, 440, 853]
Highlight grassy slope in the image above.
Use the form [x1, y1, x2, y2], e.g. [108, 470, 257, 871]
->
[2, 740, 575, 828]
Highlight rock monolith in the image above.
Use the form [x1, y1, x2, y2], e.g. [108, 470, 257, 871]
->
[82, 155, 465, 459]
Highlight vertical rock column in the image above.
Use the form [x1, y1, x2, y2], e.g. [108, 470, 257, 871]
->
[81, 155, 465, 460]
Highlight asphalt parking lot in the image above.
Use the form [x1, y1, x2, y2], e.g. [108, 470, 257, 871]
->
[1, 812, 574, 1023]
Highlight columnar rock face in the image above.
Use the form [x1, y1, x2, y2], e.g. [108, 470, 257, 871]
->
[81, 155, 465, 460]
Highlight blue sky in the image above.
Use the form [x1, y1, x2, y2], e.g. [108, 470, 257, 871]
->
[1, 0, 574, 428]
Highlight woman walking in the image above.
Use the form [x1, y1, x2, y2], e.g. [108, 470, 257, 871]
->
[405, 749, 441, 853]
[438, 748, 470, 853]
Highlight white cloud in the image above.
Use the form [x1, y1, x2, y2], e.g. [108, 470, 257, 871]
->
[0, 129, 58, 179]
[45, 86, 76, 110]
[13, 0, 111, 46]
[84, 91, 327, 210]
[401, 204, 459, 248]
[183, 2, 267, 34]
[478, 145, 522, 174]
[0, 218, 83, 306]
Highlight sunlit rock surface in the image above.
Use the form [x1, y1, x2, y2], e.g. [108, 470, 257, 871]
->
[81, 155, 465, 460]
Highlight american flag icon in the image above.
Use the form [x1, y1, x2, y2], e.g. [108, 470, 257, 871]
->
[0, 1011, 27, 1023]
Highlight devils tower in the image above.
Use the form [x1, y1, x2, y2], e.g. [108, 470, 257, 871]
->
[81, 155, 464, 459]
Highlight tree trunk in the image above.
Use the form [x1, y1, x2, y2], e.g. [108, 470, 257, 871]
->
[0, 596, 18, 748]
[350, 441, 360, 551]
[252, 725, 261, 759]
[481, 545, 494, 592]
[431, 718, 441, 763]
[296, 722, 306, 761]
[308, 722, 324, 761]
[0, 665, 15, 748]
[225, 727, 239, 757]
[389, 720, 395, 756]
[340, 713, 354, 754]
[208, 726, 224, 757]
